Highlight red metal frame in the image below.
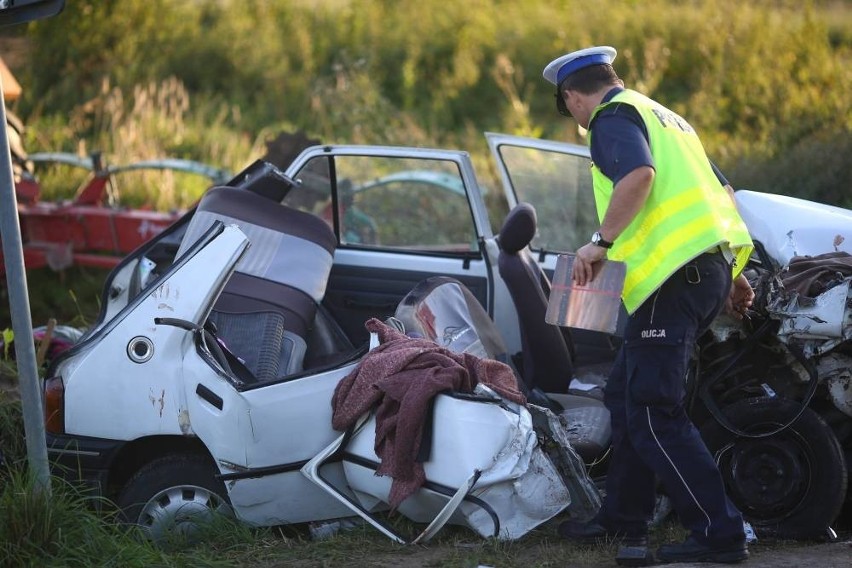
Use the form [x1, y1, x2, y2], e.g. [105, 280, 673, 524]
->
[2, 153, 231, 275]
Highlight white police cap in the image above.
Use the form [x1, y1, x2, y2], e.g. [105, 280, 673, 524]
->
[542, 46, 617, 86]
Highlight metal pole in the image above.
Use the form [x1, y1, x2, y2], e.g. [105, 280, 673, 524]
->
[0, 77, 51, 494]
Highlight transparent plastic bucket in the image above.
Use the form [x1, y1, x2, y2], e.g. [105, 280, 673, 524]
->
[546, 254, 626, 335]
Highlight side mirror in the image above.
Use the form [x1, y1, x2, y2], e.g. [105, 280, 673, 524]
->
[0, 0, 64, 27]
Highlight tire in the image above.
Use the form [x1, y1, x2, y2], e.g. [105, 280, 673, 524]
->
[700, 397, 847, 539]
[117, 453, 233, 543]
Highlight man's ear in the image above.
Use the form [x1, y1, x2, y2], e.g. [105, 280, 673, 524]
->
[555, 85, 571, 116]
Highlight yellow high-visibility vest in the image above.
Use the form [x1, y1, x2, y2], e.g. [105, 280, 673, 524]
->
[589, 89, 753, 314]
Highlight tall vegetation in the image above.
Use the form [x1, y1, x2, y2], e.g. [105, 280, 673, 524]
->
[8, 0, 852, 207]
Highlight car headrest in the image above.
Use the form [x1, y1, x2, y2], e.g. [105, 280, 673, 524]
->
[498, 202, 537, 254]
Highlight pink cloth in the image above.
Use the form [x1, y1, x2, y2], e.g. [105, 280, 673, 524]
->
[331, 318, 525, 509]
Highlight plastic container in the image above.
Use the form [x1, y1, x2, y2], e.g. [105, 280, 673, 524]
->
[546, 253, 626, 335]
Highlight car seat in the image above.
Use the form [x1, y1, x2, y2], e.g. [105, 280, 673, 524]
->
[393, 275, 516, 368]
[497, 202, 578, 394]
[393, 275, 610, 463]
[177, 181, 336, 381]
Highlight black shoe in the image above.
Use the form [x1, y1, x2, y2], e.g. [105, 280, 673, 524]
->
[657, 536, 748, 564]
[558, 519, 648, 547]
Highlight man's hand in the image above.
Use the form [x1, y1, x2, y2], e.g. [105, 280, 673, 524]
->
[726, 274, 754, 319]
[572, 242, 608, 286]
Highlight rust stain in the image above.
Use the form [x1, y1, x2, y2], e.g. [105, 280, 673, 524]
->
[834, 234, 845, 249]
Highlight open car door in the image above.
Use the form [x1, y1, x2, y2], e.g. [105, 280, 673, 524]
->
[283, 145, 519, 351]
[485, 132, 623, 366]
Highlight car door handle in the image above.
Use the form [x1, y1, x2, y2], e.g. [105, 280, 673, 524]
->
[196, 384, 224, 410]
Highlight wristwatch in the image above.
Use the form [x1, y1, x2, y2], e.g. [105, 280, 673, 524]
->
[591, 231, 614, 249]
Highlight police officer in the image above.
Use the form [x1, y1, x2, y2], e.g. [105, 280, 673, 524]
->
[542, 46, 755, 565]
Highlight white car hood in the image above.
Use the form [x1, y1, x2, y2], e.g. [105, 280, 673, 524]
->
[736, 190, 852, 266]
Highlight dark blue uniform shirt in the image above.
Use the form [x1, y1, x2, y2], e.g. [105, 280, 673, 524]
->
[590, 87, 728, 187]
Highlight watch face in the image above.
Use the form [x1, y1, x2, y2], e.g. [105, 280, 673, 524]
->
[592, 231, 611, 248]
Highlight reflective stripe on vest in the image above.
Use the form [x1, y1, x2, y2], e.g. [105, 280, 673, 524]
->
[589, 89, 753, 313]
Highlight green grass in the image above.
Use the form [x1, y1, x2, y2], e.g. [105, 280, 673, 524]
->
[0, 265, 106, 334]
[0, 466, 166, 567]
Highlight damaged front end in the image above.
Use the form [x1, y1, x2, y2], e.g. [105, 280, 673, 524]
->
[700, 190, 852, 419]
[766, 260, 852, 419]
[693, 191, 852, 538]
[302, 385, 599, 543]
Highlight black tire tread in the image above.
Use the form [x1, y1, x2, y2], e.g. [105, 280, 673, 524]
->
[116, 452, 227, 525]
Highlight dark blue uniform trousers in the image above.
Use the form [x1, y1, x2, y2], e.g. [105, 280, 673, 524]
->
[601, 250, 746, 544]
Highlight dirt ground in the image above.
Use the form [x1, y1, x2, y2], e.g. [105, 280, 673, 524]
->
[339, 537, 852, 567]
[591, 539, 852, 568]
[666, 539, 852, 568]
[267, 513, 852, 568]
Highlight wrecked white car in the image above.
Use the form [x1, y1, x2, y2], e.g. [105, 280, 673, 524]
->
[43, 135, 851, 541]
[692, 190, 852, 539]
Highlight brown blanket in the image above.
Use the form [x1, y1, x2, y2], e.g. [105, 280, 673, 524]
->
[782, 251, 852, 298]
[331, 318, 526, 509]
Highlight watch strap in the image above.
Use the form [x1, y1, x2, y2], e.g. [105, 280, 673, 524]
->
[592, 231, 614, 249]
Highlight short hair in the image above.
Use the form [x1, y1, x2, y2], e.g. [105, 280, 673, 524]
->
[559, 63, 622, 95]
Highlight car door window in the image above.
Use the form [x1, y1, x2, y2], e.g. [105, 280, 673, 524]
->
[290, 155, 478, 253]
[280, 155, 334, 217]
[493, 144, 598, 253]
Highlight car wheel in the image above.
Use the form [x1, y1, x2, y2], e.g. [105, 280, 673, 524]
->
[700, 397, 847, 539]
[117, 453, 233, 543]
